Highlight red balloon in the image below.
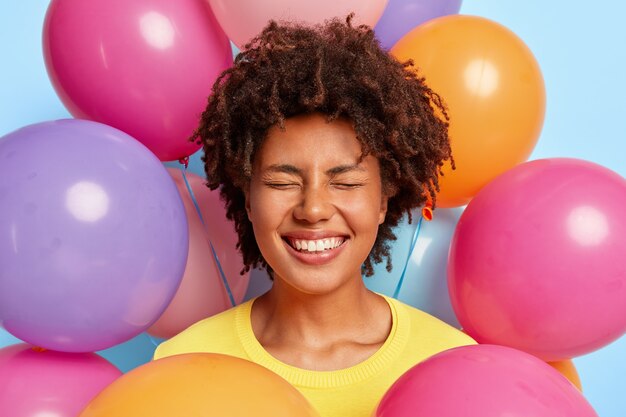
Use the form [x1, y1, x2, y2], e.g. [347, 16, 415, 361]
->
[376, 344, 598, 417]
[44, 0, 233, 161]
[0, 344, 121, 417]
[449, 158, 626, 361]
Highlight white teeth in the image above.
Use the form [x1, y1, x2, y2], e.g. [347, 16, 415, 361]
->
[289, 237, 345, 252]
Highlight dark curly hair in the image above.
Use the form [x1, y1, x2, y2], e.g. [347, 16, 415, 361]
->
[192, 15, 453, 277]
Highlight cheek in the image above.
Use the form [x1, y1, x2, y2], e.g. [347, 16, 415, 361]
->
[337, 193, 384, 233]
[248, 189, 292, 232]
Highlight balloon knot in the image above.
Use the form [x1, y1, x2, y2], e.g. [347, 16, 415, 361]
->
[178, 156, 189, 169]
[422, 203, 434, 221]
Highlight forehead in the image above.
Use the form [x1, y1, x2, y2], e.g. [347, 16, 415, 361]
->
[255, 113, 366, 169]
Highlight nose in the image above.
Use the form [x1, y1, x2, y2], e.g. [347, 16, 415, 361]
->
[293, 185, 335, 224]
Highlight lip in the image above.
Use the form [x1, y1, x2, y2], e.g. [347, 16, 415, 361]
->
[282, 236, 348, 266]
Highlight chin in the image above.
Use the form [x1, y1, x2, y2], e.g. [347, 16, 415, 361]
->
[273, 267, 359, 296]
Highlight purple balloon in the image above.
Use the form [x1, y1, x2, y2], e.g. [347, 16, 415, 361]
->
[374, 0, 463, 50]
[0, 120, 188, 352]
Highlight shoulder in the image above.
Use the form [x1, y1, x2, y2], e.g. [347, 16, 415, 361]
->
[153, 300, 253, 361]
[386, 296, 476, 350]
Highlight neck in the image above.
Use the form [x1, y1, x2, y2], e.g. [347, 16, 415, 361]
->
[252, 274, 388, 348]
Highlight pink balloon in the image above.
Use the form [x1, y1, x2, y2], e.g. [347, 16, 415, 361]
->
[147, 168, 250, 338]
[208, 0, 389, 48]
[449, 158, 626, 361]
[0, 343, 121, 417]
[376, 344, 598, 417]
[43, 0, 233, 162]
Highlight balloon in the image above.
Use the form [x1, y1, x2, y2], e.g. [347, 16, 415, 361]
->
[392, 15, 545, 207]
[448, 158, 626, 361]
[0, 325, 156, 375]
[43, 0, 232, 161]
[376, 344, 598, 417]
[0, 343, 121, 417]
[374, 0, 462, 49]
[0, 120, 188, 352]
[549, 359, 583, 391]
[80, 353, 320, 417]
[243, 267, 274, 301]
[208, 0, 389, 48]
[365, 208, 463, 327]
[147, 169, 250, 339]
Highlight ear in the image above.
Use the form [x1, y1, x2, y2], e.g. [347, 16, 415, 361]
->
[378, 194, 389, 225]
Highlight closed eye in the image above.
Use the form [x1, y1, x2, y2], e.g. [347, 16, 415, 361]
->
[332, 183, 364, 189]
[264, 182, 300, 189]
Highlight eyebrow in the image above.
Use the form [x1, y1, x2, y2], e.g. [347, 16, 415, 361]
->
[265, 163, 366, 176]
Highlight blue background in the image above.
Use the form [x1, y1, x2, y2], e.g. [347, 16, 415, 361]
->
[1, 1, 624, 416]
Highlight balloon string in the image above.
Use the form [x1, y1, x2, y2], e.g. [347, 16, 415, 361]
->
[147, 333, 162, 348]
[179, 164, 236, 307]
[393, 213, 424, 299]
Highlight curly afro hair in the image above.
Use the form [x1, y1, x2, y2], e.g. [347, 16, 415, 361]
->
[192, 15, 453, 277]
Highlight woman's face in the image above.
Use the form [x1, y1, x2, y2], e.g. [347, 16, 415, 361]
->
[246, 113, 388, 294]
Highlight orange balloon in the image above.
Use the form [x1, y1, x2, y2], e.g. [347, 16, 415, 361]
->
[392, 15, 545, 207]
[548, 359, 583, 392]
[79, 353, 320, 417]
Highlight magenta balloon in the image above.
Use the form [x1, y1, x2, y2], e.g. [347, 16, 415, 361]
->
[374, 0, 462, 49]
[449, 158, 626, 361]
[376, 344, 598, 417]
[43, 0, 233, 162]
[0, 120, 188, 352]
[0, 343, 122, 417]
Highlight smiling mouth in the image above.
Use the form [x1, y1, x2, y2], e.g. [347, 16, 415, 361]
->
[283, 237, 347, 253]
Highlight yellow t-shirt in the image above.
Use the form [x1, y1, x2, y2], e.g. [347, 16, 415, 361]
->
[153, 295, 475, 417]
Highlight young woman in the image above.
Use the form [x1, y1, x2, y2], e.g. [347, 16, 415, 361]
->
[154, 16, 475, 417]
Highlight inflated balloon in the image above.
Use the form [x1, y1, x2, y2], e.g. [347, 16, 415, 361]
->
[376, 344, 598, 417]
[43, 0, 232, 161]
[80, 353, 320, 417]
[449, 158, 626, 361]
[392, 15, 545, 207]
[0, 120, 188, 352]
[365, 207, 463, 327]
[0, 326, 155, 375]
[147, 169, 250, 339]
[0, 343, 122, 417]
[549, 359, 582, 391]
[243, 267, 274, 301]
[375, 0, 462, 49]
[208, 0, 389, 48]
